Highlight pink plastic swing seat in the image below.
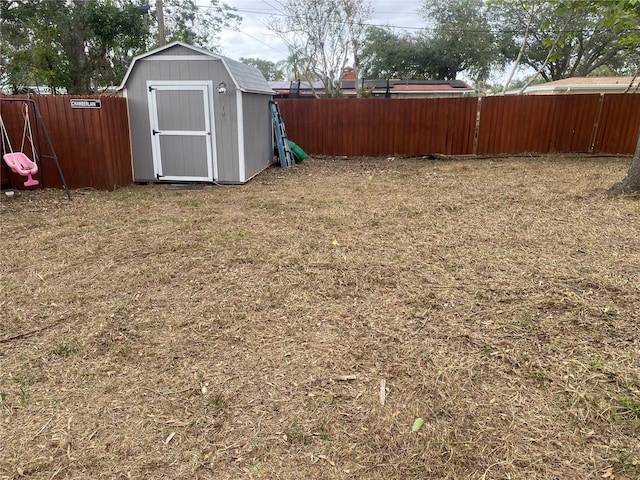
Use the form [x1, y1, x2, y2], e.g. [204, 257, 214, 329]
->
[3, 152, 39, 187]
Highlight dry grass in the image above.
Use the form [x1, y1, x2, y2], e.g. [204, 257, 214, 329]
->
[1, 155, 639, 480]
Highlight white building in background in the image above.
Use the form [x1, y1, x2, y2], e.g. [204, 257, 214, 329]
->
[508, 77, 640, 95]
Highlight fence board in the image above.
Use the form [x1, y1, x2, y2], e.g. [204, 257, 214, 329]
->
[549, 94, 600, 152]
[1, 95, 132, 190]
[593, 94, 640, 154]
[476, 95, 600, 155]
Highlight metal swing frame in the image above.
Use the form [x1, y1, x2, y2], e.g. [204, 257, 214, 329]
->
[0, 98, 72, 201]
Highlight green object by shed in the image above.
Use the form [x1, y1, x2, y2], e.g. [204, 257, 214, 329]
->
[288, 141, 308, 163]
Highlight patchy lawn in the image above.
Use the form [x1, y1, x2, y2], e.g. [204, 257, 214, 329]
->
[1, 155, 639, 480]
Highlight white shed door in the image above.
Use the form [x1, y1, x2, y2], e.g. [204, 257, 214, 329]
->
[147, 82, 216, 182]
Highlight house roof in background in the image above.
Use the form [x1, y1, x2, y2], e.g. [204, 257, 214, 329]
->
[391, 83, 474, 93]
[512, 76, 639, 95]
[269, 79, 475, 96]
[270, 80, 324, 90]
[542, 76, 636, 86]
[396, 79, 472, 88]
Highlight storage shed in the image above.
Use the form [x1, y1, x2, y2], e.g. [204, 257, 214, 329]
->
[118, 41, 275, 184]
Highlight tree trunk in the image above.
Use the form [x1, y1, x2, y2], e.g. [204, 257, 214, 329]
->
[502, 4, 536, 95]
[608, 129, 640, 195]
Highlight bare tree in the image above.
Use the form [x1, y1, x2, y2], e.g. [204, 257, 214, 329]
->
[340, 0, 372, 97]
[500, 0, 540, 94]
[267, 0, 372, 97]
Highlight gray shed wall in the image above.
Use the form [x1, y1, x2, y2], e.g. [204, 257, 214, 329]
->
[242, 92, 275, 180]
[124, 46, 273, 184]
[155, 45, 197, 57]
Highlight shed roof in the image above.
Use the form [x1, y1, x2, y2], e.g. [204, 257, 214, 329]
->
[118, 41, 274, 95]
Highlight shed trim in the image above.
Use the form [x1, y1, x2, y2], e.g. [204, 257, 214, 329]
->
[141, 56, 216, 61]
[145, 80, 216, 182]
[236, 91, 245, 183]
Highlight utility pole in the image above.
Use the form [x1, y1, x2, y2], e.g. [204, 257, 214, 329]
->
[137, 0, 150, 29]
[156, 0, 166, 46]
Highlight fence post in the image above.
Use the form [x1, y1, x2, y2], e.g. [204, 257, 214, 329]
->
[473, 97, 482, 156]
[589, 94, 605, 154]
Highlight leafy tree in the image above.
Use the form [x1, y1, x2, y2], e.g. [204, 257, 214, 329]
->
[419, 0, 514, 82]
[1, 1, 66, 92]
[359, 27, 427, 79]
[267, 0, 372, 97]
[1, 0, 147, 94]
[86, 0, 150, 90]
[276, 44, 318, 82]
[493, 0, 640, 193]
[159, 0, 239, 51]
[239, 57, 283, 81]
[361, 7, 512, 83]
[601, 0, 640, 78]
[0, 0, 240, 94]
[490, 0, 635, 85]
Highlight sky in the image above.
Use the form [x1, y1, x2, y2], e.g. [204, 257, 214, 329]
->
[216, 0, 426, 64]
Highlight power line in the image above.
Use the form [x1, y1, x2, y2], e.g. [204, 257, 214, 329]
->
[197, 5, 639, 35]
[234, 29, 288, 57]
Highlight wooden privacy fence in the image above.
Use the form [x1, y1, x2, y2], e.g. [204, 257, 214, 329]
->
[1, 95, 132, 190]
[278, 97, 479, 157]
[1, 94, 638, 191]
[278, 94, 640, 157]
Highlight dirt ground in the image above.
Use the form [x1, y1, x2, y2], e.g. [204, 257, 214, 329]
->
[1, 155, 639, 479]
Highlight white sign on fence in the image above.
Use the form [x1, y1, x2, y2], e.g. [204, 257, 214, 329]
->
[70, 99, 102, 109]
